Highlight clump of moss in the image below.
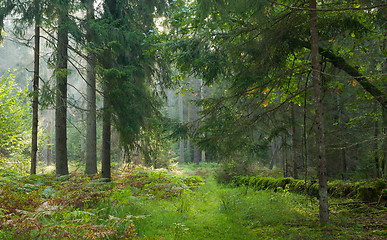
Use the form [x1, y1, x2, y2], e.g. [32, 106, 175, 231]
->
[229, 175, 387, 202]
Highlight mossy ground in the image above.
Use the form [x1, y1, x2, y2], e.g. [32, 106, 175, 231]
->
[0, 163, 386, 239]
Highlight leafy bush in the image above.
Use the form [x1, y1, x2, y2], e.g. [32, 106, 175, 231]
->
[215, 159, 252, 183]
[0, 71, 32, 172]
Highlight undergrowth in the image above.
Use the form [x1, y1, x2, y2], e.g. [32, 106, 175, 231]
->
[0, 163, 386, 239]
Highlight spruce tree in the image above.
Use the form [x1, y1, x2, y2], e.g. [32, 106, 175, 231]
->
[55, 0, 69, 176]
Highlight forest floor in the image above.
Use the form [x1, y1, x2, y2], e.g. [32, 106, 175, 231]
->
[0, 163, 386, 239]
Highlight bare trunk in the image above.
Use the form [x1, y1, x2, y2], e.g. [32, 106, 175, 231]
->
[47, 117, 53, 166]
[200, 80, 205, 163]
[178, 90, 184, 163]
[55, 7, 69, 176]
[310, 0, 329, 224]
[80, 110, 85, 163]
[85, 0, 97, 175]
[291, 103, 302, 178]
[101, 85, 111, 181]
[187, 101, 191, 161]
[269, 139, 277, 170]
[30, 0, 40, 175]
[193, 78, 200, 165]
[383, 108, 387, 179]
[373, 104, 380, 178]
[383, 40, 387, 179]
[282, 134, 288, 177]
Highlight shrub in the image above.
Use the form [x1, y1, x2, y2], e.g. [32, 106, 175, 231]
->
[0, 71, 32, 173]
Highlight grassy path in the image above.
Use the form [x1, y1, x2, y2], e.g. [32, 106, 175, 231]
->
[109, 175, 316, 240]
[107, 167, 387, 240]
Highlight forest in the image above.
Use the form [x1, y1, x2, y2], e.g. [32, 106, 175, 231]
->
[0, 0, 386, 239]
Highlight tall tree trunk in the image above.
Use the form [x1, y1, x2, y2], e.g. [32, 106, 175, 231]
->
[309, 0, 329, 224]
[383, 108, 387, 179]
[80, 109, 85, 163]
[85, 0, 97, 175]
[178, 89, 184, 163]
[337, 94, 347, 179]
[291, 103, 302, 179]
[383, 40, 387, 179]
[47, 115, 53, 166]
[187, 100, 191, 162]
[101, 84, 111, 181]
[30, 0, 40, 175]
[193, 77, 200, 165]
[55, 4, 69, 176]
[282, 134, 288, 177]
[269, 140, 277, 170]
[373, 103, 380, 178]
[200, 79, 205, 163]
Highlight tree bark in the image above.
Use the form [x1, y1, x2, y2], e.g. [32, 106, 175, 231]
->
[47, 115, 53, 166]
[200, 79, 206, 163]
[291, 103, 302, 179]
[30, 0, 40, 175]
[193, 77, 200, 165]
[178, 89, 184, 163]
[85, 0, 97, 175]
[309, 0, 329, 224]
[55, 4, 69, 176]
[383, 108, 387, 179]
[373, 111, 379, 179]
[383, 40, 387, 179]
[80, 108, 85, 163]
[101, 84, 111, 181]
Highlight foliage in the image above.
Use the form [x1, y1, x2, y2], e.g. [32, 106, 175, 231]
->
[0, 71, 31, 172]
[164, 0, 387, 180]
[92, 0, 172, 159]
[215, 159, 253, 183]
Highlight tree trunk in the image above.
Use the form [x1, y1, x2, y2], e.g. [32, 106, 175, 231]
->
[178, 89, 184, 163]
[101, 84, 111, 181]
[30, 0, 40, 175]
[55, 5, 69, 176]
[309, 0, 329, 224]
[80, 109, 85, 163]
[187, 101, 191, 162]
[373, 104, 380, 178]
[47, 115, 53, 166]
[85, 0, 97, 175]
[337, 94, 347, 179]
[383, 40, 387, 179]
[291, 103, 302, 179]
[282, 134, 288, 177]
[269, 140, 277, 170]
[383, 108, 387, 179]
[193, 77, 200, 165]
[200, 79, 205, 163]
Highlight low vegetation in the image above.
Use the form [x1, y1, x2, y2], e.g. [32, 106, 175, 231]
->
[0, 163, 386, 239]
[232, 175, 387, 203]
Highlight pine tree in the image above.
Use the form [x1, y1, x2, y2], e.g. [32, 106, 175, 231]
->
[84, 0, 97, 175]
[30, 0, 40, 175]
[309, 0, 328, 224]
[55, 0, 70, 176]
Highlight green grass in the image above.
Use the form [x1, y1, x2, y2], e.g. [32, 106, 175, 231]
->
[0, 164, 386, 239]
